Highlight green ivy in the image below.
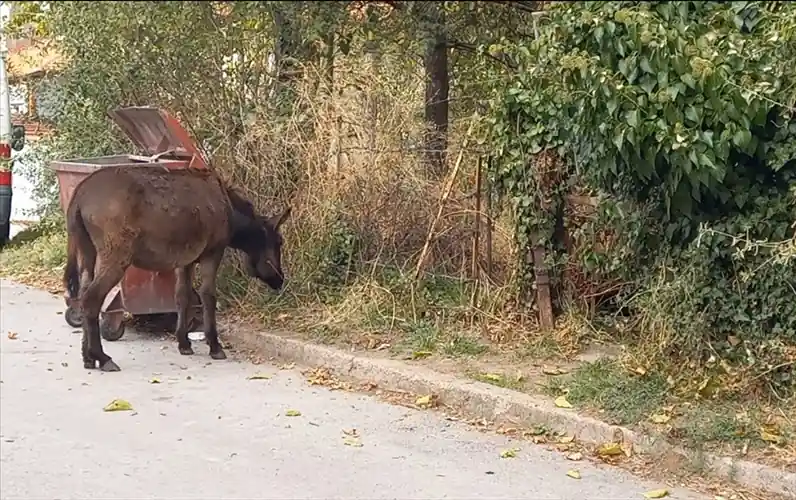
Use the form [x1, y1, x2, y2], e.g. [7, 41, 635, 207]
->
[486, 1, 796, 395]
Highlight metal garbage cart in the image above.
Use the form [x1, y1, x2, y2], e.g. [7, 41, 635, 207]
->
[50, 107, 206, 341]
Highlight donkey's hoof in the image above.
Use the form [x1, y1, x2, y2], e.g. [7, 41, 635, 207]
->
[209, 349, 227, 361]
[179, 345, 195, 356]
[84, 360, 97, 370]
[100, 359, 121, 372]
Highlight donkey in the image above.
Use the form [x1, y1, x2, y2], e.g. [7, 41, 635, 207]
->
[62, 165, 290, 372]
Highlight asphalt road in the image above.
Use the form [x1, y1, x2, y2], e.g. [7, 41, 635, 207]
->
[0, 279, 707, 500]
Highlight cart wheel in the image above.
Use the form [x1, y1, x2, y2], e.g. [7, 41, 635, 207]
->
[100, 314, 126, 342]
[64, 306, 83, 328]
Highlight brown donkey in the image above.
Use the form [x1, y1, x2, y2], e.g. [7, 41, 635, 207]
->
[63, 166, 290, 372]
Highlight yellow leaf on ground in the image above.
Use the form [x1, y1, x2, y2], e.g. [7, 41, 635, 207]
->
[596, 442, 623, 457]
[650, 413, 671, 424]
[149, 377, 161, 384]
[285, 409, 302, 417]
[500, 448, 520, 458]
[760, 428, 784, 445]
[411, 350, 433, 359]
[415, 394, 433, 407]
[247, 373, 272, 380]
[482, 373, 503, 382]
[554, 395, 573, 409]
[103, 399, 133, 412]
[643, 489, 669, 499]
[343, 436, 363, 447]
[566, 452, 583, 461]
[566, 469, 581, 479]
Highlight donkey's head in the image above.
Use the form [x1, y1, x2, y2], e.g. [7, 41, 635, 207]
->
[242, 208, 291, 290]
[227, 188, 291, 291]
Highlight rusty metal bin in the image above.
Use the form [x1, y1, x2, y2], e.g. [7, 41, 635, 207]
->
[50, 107, 207, 341]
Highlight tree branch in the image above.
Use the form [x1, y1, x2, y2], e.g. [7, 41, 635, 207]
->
[449, 41, 517, 70]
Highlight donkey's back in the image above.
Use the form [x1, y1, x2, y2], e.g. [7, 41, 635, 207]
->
[68, 166, 233, 271]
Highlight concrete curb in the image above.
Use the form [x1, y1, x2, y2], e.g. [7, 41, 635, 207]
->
[230, 328, 795, 499]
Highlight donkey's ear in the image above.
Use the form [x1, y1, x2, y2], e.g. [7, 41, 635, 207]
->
[270, 207, 292, 229]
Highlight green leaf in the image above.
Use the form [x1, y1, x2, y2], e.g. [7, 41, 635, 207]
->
[733, 129, 752, 149]
[607, 97, 619, 116]
[626, 109, 641, 129]
[680, 73, 696, 89]
[685, 106, 700, 124]
[613, 128, 626, 150]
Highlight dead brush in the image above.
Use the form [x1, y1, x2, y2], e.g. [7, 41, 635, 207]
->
[199, 57, 520, 343]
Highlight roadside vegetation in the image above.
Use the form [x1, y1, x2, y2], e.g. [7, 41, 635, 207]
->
[1, 0, 793, 473]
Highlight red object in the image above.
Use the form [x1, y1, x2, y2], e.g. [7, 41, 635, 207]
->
[0, 143, 10, 159]
[0, 169, 10, 187]
[49, 107, 207, 326]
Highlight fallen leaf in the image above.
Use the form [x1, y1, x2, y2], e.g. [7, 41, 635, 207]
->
[642, 489, 669, 499]
[558, 434, 575, 444]
[526, 426, 548, 436]
[566, 469, 581, 480]
[554, 395, 573, 409]
[696, 376, 717, 399]
[500, 448, 520, 458]
[285, 409, 302, 417]
[650, 413, 671, 424]
[482, 373, 503, 382]
[566, 451, 583, 461]
[103, 399, 133, 412]
[415, 394, 433, 407]
[542, 366, 568, 376]
[727, 335, 741, 347]
[634, 366, 647, 375]
[7, 331, 18, 340]
[149, 377, 161, 384]
[247, 373, 272, 380]
[411, 350, 432, 359]
[760, 425, 784, 445]
[343, 436, 363, 447]
[596, 442, 623, 457]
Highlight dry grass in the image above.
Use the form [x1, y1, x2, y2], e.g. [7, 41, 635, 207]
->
[190, 54, 527, 342]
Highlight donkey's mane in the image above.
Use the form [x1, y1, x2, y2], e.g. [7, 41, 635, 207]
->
[175, 168, 257, 220]
[223, 183, 257, 220]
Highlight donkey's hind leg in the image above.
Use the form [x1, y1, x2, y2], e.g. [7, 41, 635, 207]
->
[198, 251, 226, 361]
[174, 265, 194, 356]
[78, 252, 96, 369]
[81, 260, 127, 372]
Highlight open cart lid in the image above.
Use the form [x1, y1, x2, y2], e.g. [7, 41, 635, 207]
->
[109, 107, 208, 169]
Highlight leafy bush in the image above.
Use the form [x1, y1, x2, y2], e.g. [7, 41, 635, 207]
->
[487, 1, 796, 395]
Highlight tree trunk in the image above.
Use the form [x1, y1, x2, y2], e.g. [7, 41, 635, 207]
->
[423, 2, 449, 179]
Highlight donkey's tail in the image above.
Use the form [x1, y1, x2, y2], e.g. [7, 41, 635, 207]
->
[63, 207, 87, 300]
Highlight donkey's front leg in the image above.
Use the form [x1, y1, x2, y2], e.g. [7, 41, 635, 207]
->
[198, 251, 226, 360]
